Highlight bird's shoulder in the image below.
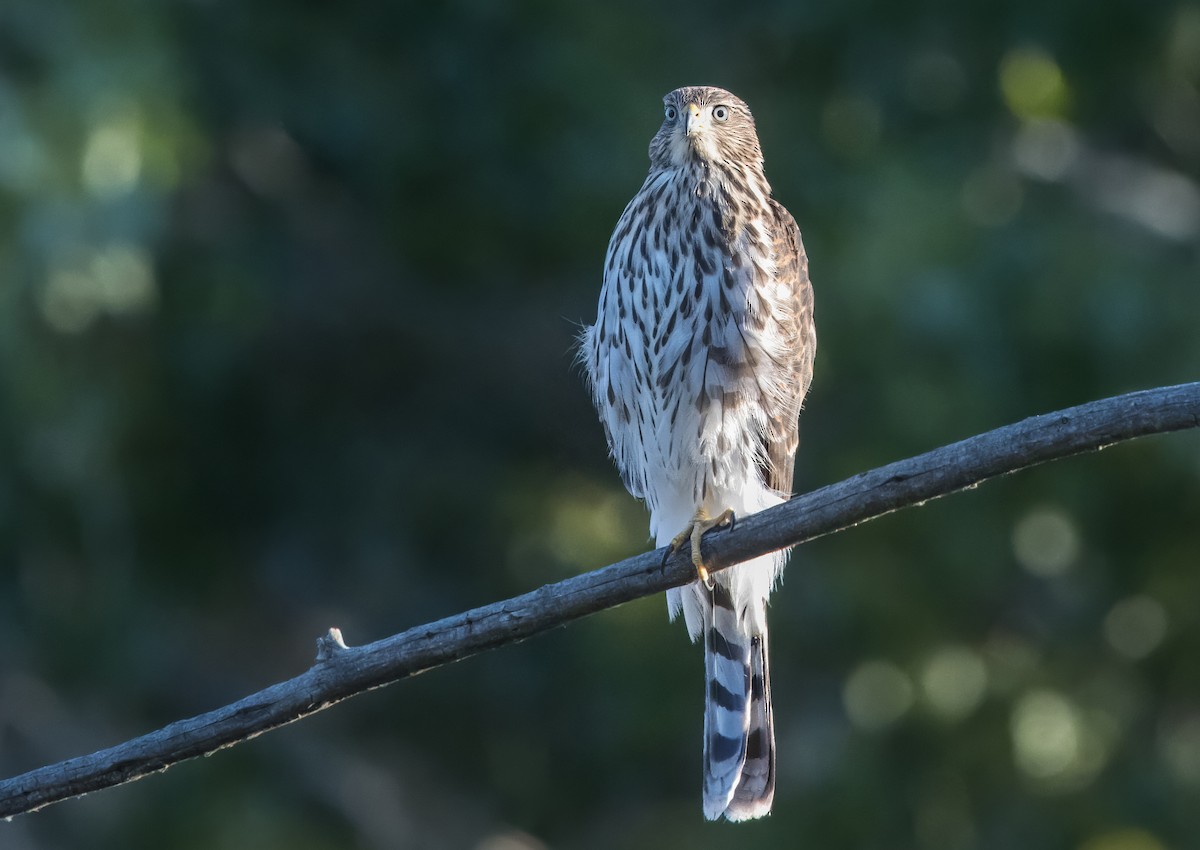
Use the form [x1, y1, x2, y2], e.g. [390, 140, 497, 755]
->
[765, 198, 806, 275]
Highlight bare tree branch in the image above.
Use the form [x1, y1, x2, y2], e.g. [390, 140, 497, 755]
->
[2, 382, 1198, 819]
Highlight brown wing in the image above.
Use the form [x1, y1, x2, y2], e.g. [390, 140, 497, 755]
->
[758, 198, 816, 496]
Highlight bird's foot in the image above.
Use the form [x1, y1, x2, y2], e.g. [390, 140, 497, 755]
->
[663, 508, 736, 589]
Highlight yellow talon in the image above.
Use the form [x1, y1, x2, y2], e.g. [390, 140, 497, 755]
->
[667, 508, 736, 589]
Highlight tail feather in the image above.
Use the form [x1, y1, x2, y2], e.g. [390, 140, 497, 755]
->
[702, 584, 776, 821]
[726, 630, 775, 821]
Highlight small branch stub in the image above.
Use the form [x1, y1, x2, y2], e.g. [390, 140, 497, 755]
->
[316, 628, 349, 661]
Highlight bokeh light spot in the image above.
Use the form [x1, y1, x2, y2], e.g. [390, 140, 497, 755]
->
[1012, 690, 1080, 778]
[41, 268, 101, 333]
[1167, 6, 1200, 78]
[999, 47, 1070, 119]
[230, 125, 309, 199]
[1079, 828, 1167, 850]
[1012, 506, 1079, 577]
[544, 487, 633, 566]
[39, 244, 157, 333]
[844, 660, 914, 731]
[81, 99, 144, 196]
[1011, 689, 1113, 790]
[920, 645, 988, 721]
[475, 830, 549, 850]
[1159, 714, 1200, 785]
[1103, 595, 1168, 660]
[505, 475, 646, 586]
[1086, 159, 1200, 241]
[91, 245, 158, 314]
[1013, 119, 1081, 181]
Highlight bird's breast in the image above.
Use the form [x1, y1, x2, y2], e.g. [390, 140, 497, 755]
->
[595, 187, 783, 489]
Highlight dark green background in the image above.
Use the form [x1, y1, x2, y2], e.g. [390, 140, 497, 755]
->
[2, 1, 1198, 848]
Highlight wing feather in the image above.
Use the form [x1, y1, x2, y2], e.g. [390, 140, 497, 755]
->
[757, 199, 816, 496]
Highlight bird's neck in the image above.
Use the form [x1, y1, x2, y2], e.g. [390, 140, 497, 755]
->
[658, 159, 770, 202]
[651, 160, 772, 239]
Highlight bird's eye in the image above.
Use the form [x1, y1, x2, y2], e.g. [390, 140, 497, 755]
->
[665, 105, 678, 121]
[713, 105, 730, 122]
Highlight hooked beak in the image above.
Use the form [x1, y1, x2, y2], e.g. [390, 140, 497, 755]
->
[685, 102, 704, 136]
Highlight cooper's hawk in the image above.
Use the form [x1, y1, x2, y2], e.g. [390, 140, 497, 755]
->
[582, 86, 816, 821]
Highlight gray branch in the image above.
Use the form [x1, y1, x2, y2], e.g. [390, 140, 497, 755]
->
[2, 382, 1198, 818]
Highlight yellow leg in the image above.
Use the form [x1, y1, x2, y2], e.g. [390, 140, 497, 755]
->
[666, 508, 736, 589]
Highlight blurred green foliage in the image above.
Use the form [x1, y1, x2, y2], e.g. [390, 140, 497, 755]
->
[1, 0, 1199, 848]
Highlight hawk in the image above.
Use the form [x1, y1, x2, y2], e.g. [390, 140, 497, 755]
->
[581, 86, 816, 821]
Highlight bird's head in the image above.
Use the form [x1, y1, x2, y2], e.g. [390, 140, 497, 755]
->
[648, 86, 763, 171]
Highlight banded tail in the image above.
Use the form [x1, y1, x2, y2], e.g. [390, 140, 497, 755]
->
[703, 583, 776, 821]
